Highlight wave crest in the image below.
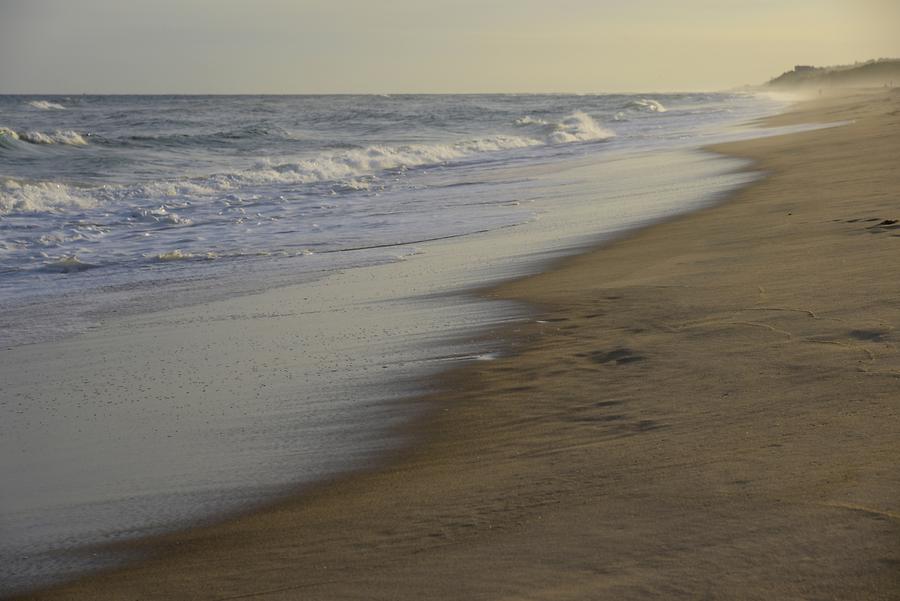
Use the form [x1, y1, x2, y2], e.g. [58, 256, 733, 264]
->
[27, 100, 66, 110]
[0, 113, 615, 217]
[0, 127, 88, 146]
[237, 135, 541, 186]
[21, 130, 88, 146]
[0, 128, 21, 147]
[515, 111, 615, 144]
[625, 98, 668, 113]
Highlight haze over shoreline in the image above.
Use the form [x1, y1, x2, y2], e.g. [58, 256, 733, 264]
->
[1, 59, 896, 96]
[766, 58, 900, 89]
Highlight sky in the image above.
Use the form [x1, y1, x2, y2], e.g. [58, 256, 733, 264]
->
[1, 0, 898, 94]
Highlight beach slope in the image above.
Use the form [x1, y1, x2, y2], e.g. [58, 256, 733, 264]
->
[17, 89, 900, 600]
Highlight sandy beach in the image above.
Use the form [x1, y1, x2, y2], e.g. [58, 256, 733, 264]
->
[14, 89, 900, 600]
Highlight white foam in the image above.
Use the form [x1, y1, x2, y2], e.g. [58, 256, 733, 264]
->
[514, 116, 550, 126]
[154, 249, 192, 262]
[546, 112, 616, 143]
[0, 179, 97, 215]
[626, 98, 668, 113]
[19, 130, 88, 146]
[236, 136, 541, 186]
[27, 100, 66, 111]
[42, 256, 97, 273]
[0, 127, 21, 141]
[129, 206, 193, 225]
[241, 115, 615, 186]
[1, 126, 88, 146]
[0, 114, 613, 218]
[515, 111, 615, 144]
[153, 249, 216, 262]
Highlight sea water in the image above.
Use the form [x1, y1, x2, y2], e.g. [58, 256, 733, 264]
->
[0, 93, 791, 593]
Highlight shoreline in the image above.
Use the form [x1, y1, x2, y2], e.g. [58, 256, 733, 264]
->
[1, 113, 775, 593]
[12, 89, 900, 599]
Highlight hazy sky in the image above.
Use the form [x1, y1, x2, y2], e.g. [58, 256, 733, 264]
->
[1, 0, 898, 93]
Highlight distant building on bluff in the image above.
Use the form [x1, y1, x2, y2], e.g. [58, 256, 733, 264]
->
[768, 59, 900, 88]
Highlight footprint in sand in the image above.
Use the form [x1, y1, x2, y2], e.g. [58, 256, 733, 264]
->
[848, 329, 891, 342]
[842, 217, 900, 234]
[576, 347, 645, 365]
[867, 219, 900, 233]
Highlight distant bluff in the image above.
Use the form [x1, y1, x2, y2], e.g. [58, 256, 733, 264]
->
[768, 59, 900, 88]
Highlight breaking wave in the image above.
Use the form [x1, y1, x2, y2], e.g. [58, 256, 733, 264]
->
[236, 135, 539, 186]
[27, 100, 66, 110]
[625, 98, 668, 113]
[231, 115, 612, 187]
[0, 179, 97, 214]
[514, 111, 615, 144]
[0, 127, 88, 146]
[0, 113, 614, 216]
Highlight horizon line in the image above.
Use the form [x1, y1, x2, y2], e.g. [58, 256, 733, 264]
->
[0, 88, 754, 97]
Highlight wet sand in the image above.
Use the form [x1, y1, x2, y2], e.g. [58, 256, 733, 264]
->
[17, 89, 900, 600]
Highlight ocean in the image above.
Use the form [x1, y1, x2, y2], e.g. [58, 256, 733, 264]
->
[1, 92, 790, 593]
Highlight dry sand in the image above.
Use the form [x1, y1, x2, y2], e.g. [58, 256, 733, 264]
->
[17, 89, 900, 600]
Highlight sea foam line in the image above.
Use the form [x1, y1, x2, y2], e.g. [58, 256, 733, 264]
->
[0, 112, 614, 216]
